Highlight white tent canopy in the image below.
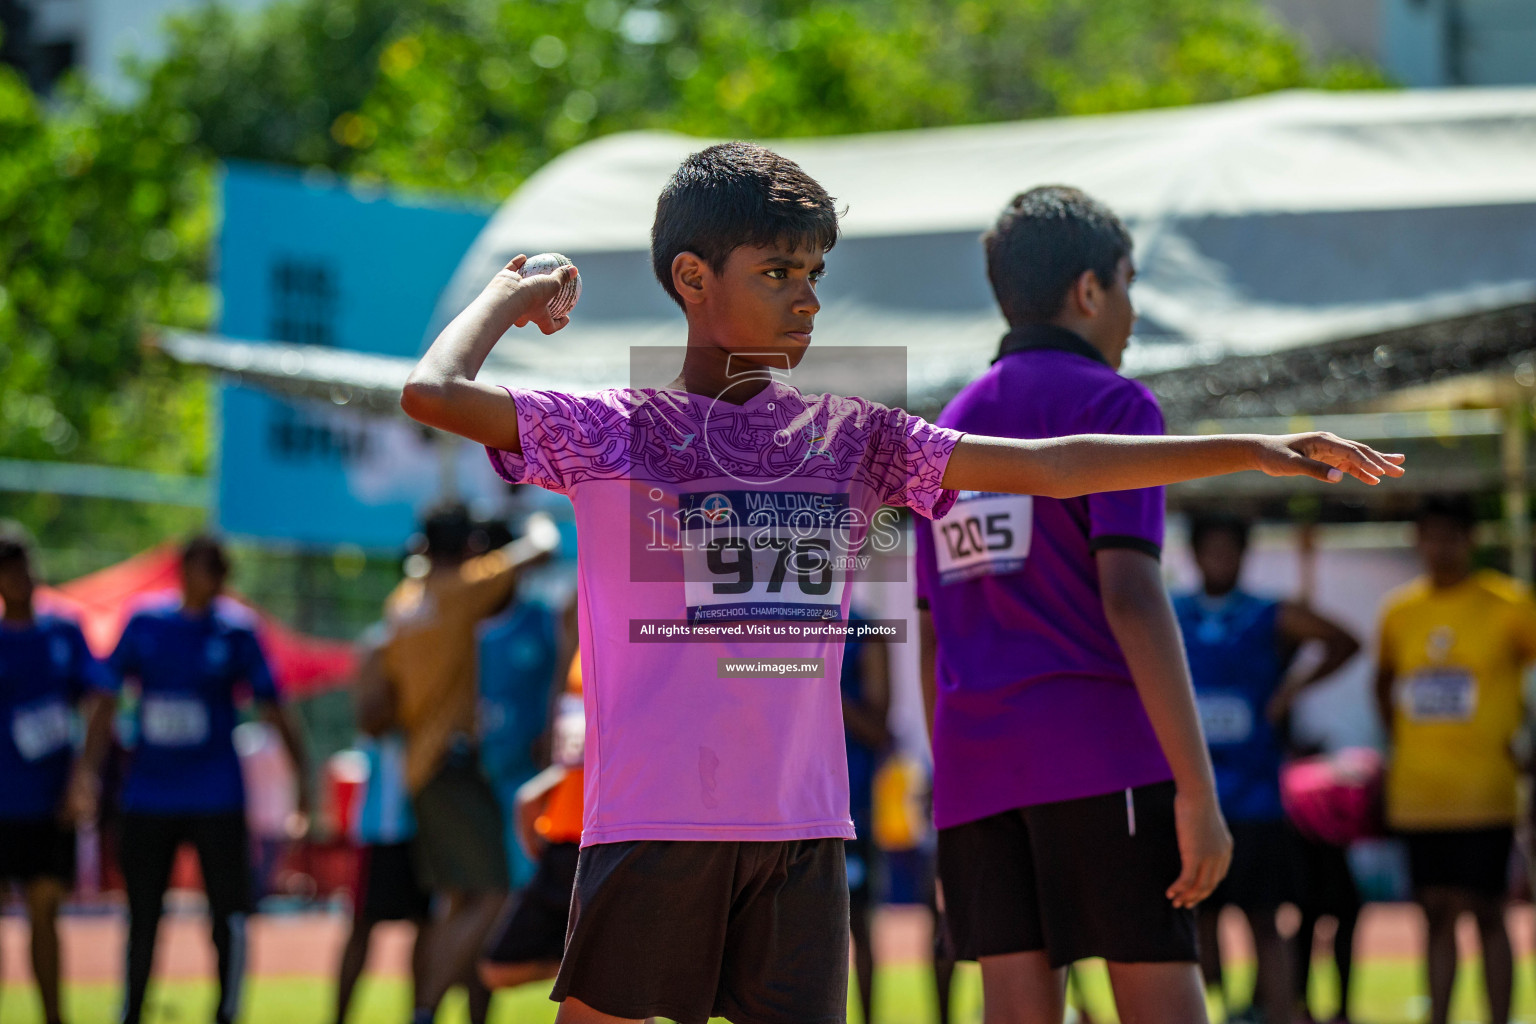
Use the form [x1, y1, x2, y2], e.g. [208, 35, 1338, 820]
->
[162, 88, 1536, 417]
[434, 86, 1536, 409]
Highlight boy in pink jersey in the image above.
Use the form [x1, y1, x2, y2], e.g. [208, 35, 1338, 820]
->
[400, 142, 1403, 1024]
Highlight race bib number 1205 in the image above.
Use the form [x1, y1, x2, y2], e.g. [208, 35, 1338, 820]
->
[933, 492, 1032, 585]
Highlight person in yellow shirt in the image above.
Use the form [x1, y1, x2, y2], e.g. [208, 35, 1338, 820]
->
[1375, 496, 1536, 1024]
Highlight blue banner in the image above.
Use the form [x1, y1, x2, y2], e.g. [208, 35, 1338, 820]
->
[216, 163, 492, 547]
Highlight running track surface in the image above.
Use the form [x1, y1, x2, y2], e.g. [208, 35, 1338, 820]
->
[3, 904, 1533, 983]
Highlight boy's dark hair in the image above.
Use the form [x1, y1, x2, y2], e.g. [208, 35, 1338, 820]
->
[651, 142, 840, 309]
[0, 523, 32, 572]
[983, 185, 1133, 326]
[422, 503, 473, 559]
[181, 534, 231, 578]
[1416, 494, 1478, 532]
[1188, 512, 1250, 554]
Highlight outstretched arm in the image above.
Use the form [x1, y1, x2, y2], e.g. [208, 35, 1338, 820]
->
[942, 431, 1404, 497]
[400, 255, 577, 452]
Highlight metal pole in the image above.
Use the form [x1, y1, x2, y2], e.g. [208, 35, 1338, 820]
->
[1502, 401, 1530, 584]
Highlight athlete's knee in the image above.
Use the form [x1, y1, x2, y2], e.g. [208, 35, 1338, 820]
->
[344, 920, 375, 953]
[554, 995, 643, 1024]
[24, 878, 66, 920]
[978, 952, 1065, 1024]
[478, 959, 557, 991]
[1470, 897, 1509, 935]
[1418, 886, 1466, 928]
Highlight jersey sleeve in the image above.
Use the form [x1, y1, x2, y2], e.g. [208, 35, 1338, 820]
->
[238, 628, 280, 703]
[484, 388, 631, 495]
[867, 404, 963, 520]
[1086, 383, 1166, 558]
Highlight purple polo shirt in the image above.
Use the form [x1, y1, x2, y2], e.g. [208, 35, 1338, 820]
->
[915, 324, 1173, 830]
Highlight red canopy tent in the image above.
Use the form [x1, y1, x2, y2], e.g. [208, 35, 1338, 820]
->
[36, 546, 357, 698]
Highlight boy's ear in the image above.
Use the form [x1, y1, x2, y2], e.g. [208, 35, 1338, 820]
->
[1066, 268, 1100, 318]
[671, 252, 709, 305]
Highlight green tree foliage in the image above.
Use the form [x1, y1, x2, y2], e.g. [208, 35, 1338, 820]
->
[134, 0, 1387, 201]
[0, 63, 211, 472]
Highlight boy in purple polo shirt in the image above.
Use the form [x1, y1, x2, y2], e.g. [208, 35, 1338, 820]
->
[401, 144, 1401, 1024]
[917, 186, 1231, 1024]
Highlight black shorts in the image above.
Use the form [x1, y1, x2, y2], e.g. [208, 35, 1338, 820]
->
[552, 838, 849, 1024]
[412, 754, 509, 894]
[1206, 819, 1293, 912]
[1403, 826, 1514, 899]
[483, 842, 579, 966]
[938, 781, 1197, 968]
[1291, 828, 1361, 918]
[356, 842, 432, 922]
[120, 812, 253, 917]
[0, 817, 75, 885]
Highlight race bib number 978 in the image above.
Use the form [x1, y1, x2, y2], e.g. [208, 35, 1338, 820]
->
[933, 492, 1032, 585]
[679, 489, 849, 623]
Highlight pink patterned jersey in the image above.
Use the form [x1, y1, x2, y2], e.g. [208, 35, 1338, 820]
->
[488, 381, 962, 845]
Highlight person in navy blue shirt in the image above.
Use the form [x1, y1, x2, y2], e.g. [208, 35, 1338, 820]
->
[0, 528, 113, 1024]
[77, 535, 311, 1024]
[1175, 514, 1359, 1024]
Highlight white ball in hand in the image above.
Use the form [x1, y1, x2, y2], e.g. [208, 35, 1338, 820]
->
[520, 252, 581, 319]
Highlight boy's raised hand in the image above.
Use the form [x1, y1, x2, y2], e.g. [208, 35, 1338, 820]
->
[1254, 432, 1406, 485]
[401, 254, 578, 451]
[498, 254, 577, 336]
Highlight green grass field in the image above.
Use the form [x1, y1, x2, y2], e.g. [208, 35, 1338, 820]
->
[4, 958, 1536, 1024]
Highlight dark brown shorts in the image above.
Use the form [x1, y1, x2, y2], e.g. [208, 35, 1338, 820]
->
[551, 838, 850, 1024]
